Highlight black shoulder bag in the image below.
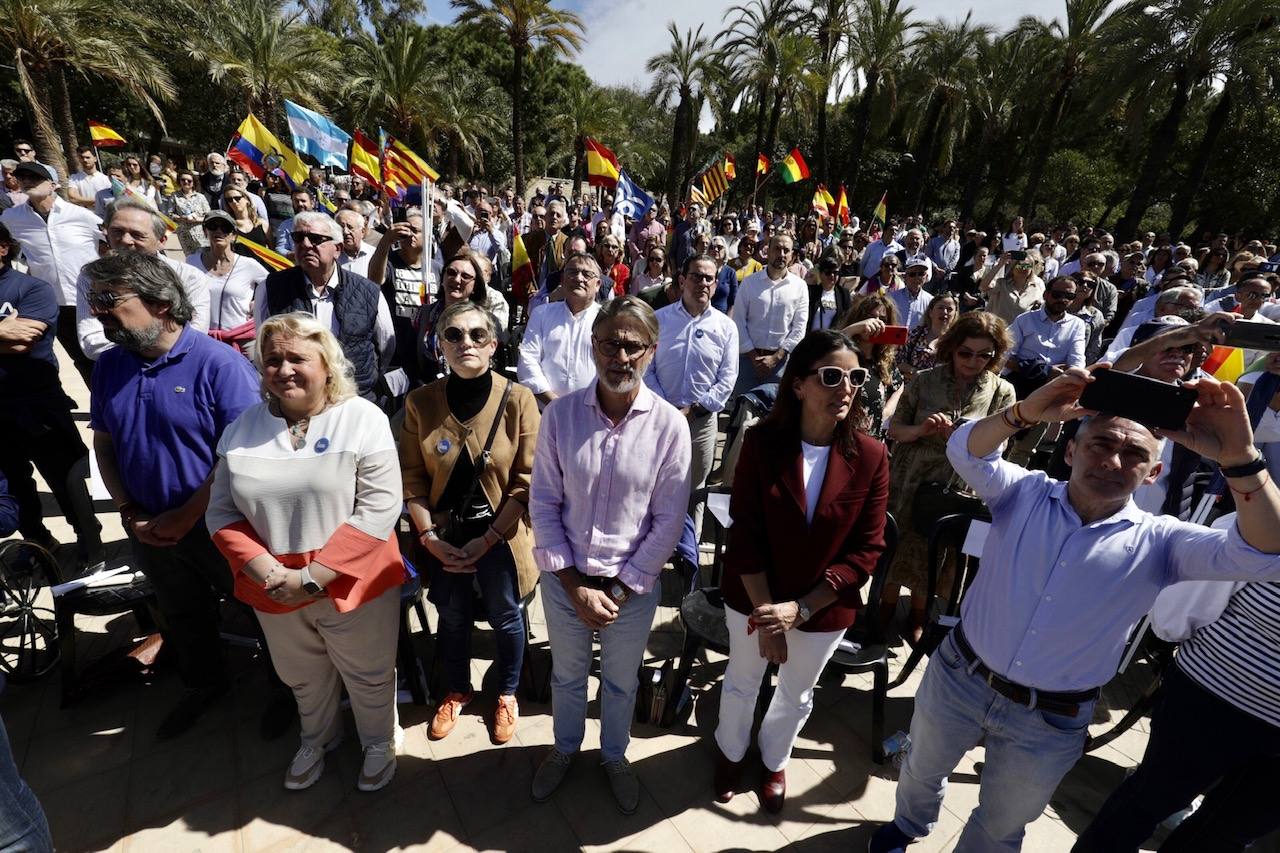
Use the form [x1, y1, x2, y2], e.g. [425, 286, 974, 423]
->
[444, 378, 513, 547]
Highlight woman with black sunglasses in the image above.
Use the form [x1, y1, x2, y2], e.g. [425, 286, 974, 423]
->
[400, 299, 541, 747]
[415, 249, 497, 384]
[713, 328, 890, 812]
[222, 187, 271, 258]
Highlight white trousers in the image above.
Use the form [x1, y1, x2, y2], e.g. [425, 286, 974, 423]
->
[714, 605, 845, 772]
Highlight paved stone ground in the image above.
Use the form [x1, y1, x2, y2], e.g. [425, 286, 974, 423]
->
[3, 256, 1278, 851]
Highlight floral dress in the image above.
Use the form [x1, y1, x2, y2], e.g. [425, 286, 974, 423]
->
[896, 325, 938, 377]
[167, 192, 211, 255]
[858, 361, 904, 441]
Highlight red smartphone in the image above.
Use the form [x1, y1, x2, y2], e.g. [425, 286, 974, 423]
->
[869, 325, 909, 346]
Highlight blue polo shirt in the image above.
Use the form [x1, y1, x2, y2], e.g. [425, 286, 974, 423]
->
[0, 264, 59, 397]
[90, 325, 260, 515]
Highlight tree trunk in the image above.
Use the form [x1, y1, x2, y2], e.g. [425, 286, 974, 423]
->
[752, 81, 769, 162]
[847, 71, 879, 206]
[51, 66, 79, 169]
[22, 63, 69, 193]
[763, 89, 785, 166]
[816, 94, 829, 185]
[910, 94, 944, 215]
[449, 136, 461, 181]
[959, 123, 995, 223]
[572, 135, 585, 201]
[666, 94, 691, 205]
[1167, 87, 1233, 240]
[1115, 73, 1192, 240]
[511, 42, 527, 197]
[1018, 76, 1070, 218]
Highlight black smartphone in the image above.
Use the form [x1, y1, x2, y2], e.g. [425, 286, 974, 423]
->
[1009, 250, 1027, 261]
[1078, 368, 1198, 431]
[1221, 320, 1280, 352]
[392, 206, 408, 224]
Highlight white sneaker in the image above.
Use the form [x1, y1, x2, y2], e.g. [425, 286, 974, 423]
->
[284, 734, 343, 791]
[357, 727, 403, 792]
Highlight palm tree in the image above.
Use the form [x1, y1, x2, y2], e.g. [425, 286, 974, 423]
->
[432, 74, 508, 180]
[806, 0, 852, 183]
[344, 27, 442, 143]
[552, 77, 622, 199]
[189, 0, 336, 130]
[843, 0, 915, 204]
[646, 23, 713, 205]
[720, 0, 806, 161]
[451, 0, 585, 197]
[761, 33, 820, 159]
[1112, 0, 1278, 238]
[0, 0, 175, 183]
[961, 31, 1035, 221]
[1014, 0, 1126, 217]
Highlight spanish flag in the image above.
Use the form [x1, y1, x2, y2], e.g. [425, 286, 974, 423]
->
[236, 236, 294, 272]
[585, 137, 620, 190]
[836, 185, 851, 226]
[872, 192, 888, 226]
[511, 231, 536, 305]
[756, 153, 769, 176]
[812, 188, 830, 218]
[88, 121, 126, 148]
[349, 129, 383, 193]
[724, 152, 737, 181]
[779, 148, 810, 184]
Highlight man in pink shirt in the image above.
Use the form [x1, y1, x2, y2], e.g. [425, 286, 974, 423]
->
[528, 295, 691, 815]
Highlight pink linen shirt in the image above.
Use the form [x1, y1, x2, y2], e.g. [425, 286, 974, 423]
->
[530, 380, 692, 594]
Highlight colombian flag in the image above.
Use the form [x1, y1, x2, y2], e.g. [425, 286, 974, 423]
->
[317, 190, 338, 214]
[779, 148, 810, 184]
[511, 231, 536, 305]
[237, 236, 294, 271]
[227, 114, 308, 190]
[585, 137, 620, 190]
[88, 121, 126, 148]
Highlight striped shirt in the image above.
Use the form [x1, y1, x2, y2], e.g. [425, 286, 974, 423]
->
[1177, 581, 1280, 728]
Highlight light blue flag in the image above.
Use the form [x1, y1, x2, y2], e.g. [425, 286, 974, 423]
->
[284, 100, 352, 170]
[614, 170, 654, 220]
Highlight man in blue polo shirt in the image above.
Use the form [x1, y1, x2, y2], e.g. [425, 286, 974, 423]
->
[0, 221, 102, 567]
[85, 250, 261, 740]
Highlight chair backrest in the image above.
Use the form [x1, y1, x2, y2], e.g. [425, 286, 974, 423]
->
[718, 394, 772, 487]
[859, 513, 899, 639]
[926, 513, 986, 617]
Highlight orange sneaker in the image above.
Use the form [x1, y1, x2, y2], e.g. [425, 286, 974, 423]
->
[492, 694, 519, 744]
[429, 691, 472, 740]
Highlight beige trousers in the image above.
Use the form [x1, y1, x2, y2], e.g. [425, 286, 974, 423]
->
[256, 585, 400, 748]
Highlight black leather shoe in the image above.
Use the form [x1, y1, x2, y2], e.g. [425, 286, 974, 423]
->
[714, 746, 744, 803]
[156, 683, 230, 740]
[259, 687, 298, 740]
[760, 767, 786, 813]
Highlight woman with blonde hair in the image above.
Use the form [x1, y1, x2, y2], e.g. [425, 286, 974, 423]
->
[222, 185, 271, 258]
[207, 312, 406, 793]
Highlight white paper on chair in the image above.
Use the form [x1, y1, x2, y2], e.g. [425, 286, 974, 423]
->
[707, 493, 732, 529]
[51, 565, 138, 597]
[961, 520, 990, 558]
[88, 447, 111, 502]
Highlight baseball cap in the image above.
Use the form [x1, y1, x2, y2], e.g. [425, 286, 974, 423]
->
[1132, 315, 1190, 346]
[9, 162, 51, 183]
[203, 209, 236, 228]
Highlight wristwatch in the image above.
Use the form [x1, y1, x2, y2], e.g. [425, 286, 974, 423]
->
[300, 566, 325, 595]
[1221, 453, 1267, 479]
[607, 580, 632, 605]
[795, 599, 812, 624]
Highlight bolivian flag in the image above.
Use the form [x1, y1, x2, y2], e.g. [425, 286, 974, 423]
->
[585, 137, 620, 190]
[779, 148, 810, 184]
[237, 236, 294, 272]
[88, 121, 126, 148]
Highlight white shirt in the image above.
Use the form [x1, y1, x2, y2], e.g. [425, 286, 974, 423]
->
[889, 286, 933, 329]
[67, 170, 111, 204]
[645, 300, 739, 412]
[185, 250, 268, 330]
[800, 441, 830, 524]
[517, 300, 600, 397]
[1002, 232, 1028, 253]
[76, 253, 211, 359]
[252, 264, 395, 369]
[734, 268, 808, 354]
[1132, 438, 1175, 514]
[0, 198, 102, 306]
[339, 246, 373, 280]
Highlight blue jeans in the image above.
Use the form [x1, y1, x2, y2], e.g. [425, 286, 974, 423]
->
[541, 576, 660, 762]
[893, 632, 1092, 851]
[733, 351, 786, 399]
[428, 544, 525, 696]
[0, 715, 51, 852]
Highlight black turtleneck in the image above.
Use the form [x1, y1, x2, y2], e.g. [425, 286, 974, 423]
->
[446, 369, 492, 423]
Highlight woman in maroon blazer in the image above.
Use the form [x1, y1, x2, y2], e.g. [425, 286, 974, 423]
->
[713, 328, 890, 813]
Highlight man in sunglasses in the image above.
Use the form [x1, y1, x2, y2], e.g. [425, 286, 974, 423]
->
[255, 211, 394, 401]
[73, 198, 211, 364]
[11, 139, 57, 184]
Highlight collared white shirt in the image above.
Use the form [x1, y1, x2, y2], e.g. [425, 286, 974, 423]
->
[76, 253, 211, 359]
[517, 300, 600, 397]
[1006, 307, 1088, 369]
[253, 264, 395, 368]
[590, 210, 626, 244]
[645, 300, 739, 412]
[68, 170, 111, 204]
[339, 246, 373, 280]
[734, 268, 808, 354]
[889, 286, 933, 329]
[185, 250, 268, 330]
[1, 198, 102, 306]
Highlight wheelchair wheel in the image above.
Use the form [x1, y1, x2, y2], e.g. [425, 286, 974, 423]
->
[0, 541, 61, 682]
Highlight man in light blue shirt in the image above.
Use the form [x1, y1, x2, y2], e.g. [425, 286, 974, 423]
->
[1005, 279, 1088, 372]
[890, 258, 934, 329]
[646, 254, 738, 536]
[860, 229, 902, 280]
[869, 367, 1280, 853]
[273, 188, 315, 257]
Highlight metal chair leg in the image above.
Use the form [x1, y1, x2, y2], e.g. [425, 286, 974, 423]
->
[872, 662, 888, 764]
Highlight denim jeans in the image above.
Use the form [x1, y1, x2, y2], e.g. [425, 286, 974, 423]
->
[0, 715, 51, 852]
[733, 351, 786, 400]
[893, 632, 1092, 851]
[428, 544, 525, 696]
[541, 575, 660, 762]
[1073, 664, 1280, 853]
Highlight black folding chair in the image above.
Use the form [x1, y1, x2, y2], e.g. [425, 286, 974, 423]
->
[890, 513, 985, 689]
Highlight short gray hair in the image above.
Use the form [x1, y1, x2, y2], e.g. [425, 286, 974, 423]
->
[81, 251, 194, 324]
[592, 294, 659, 343]
[547, 199, 566, 217]
[106, 198, 168, 241]
[435, 299, 498, 340]
[292, 210, 342, 242]
[1156, 285, 1200, 306]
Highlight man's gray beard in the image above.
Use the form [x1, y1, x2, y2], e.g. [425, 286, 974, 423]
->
[104, 319, 164, 353]
[598, 370, 640, 395]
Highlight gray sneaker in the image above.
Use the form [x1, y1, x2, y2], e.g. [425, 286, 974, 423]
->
[284, 734, 343, 791]
[531, 748, 573, 802]
[602, 758, 639, 815]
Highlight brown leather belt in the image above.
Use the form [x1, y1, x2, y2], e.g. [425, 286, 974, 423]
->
[953, 626, 1099, 718]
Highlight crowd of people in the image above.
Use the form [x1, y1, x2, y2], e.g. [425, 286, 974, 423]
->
[4, 142, 1280, 852]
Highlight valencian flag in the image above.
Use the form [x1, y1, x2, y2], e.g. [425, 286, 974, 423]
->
[696, 160, 730, 205]
[349, 129, 383, 193]
[836, 185, 851, 226]
[110, 176, 178, 231]
[383, 135, 439, 199]
[724, 152, 736, 181]
[227, 114, 308, 190]
[88, 121, 126, 148]
[237, 236, 294, 272]
[779, 148, 810, 184]
[756, 153, 769, 176]
[585, 137, 620, 189]
[511, 231, 536, 303]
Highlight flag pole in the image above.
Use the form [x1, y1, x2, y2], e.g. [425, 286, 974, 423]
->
[422, 177, 434, 305]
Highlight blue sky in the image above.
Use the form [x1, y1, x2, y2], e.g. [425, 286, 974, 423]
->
[426, 0, 1069, 90]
